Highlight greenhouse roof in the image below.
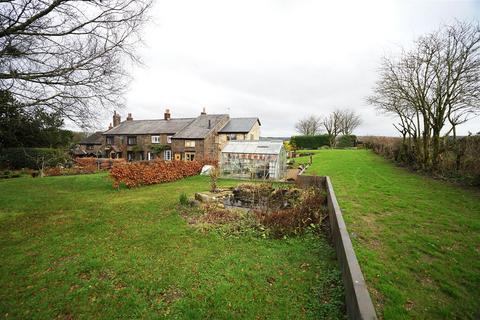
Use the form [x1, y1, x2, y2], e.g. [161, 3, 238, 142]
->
[222, 140, 284, 155]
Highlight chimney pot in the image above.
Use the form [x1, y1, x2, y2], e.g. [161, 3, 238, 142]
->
[126, 113, 133, 121]
[201, 107, 206, 115]
[108, 122, 113, 130]
[164, 108, 171, 120]
[113, 111, 121, 127]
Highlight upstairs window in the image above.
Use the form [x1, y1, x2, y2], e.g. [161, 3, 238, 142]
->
[167, 135, 173, 144]
[227, 133, 237, 141]
[106, 136, 114, 145]
[151, 136, 160, 144]
[127, 136, 137, 145]
[185, 140, 195, 148]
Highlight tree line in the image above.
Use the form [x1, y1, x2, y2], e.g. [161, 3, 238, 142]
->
[294, 109, 362, 147]
[368, 21, 480, 172]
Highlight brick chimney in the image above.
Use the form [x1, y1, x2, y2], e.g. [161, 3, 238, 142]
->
[113, 111, 121, 127]
[164, 108, 171, 120]
[201, 107, 206, 115]
[108, 123, 113, 130]
[126, 113, 133, 121]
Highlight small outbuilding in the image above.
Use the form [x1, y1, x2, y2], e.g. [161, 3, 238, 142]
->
[220, 140, 287, 180]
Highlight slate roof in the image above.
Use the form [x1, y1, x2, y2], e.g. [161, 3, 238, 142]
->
[172, 114, 229, 139]
[219, 118, 260, 133]
[221, 140, 284, 155]
[80, 132, 104, 145]
[103, 118, 194, 135]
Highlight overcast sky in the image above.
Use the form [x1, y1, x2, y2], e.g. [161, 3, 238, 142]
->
[113, 0, 480, 137]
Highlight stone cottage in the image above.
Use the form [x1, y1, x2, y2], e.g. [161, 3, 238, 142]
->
[78, 109, 261, 162]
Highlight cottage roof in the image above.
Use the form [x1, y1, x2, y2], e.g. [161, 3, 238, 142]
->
[172, 114, 229, 139]
[103, 118, 194, 135]
[219, 118, 260, 133]
[221, 140, 284, 155]
[80, 132, 104, 145]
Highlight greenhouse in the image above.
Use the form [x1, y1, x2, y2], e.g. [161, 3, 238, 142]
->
[220, 140, 287, 180]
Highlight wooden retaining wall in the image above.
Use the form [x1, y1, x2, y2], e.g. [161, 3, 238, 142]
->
[296, 175, 377, 320]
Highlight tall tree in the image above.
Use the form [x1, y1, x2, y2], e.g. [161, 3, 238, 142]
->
[322, 110, 342, 147]
[0, 0, 152, 127]
[339, 109, 362, 135]
[0, 90, 72, 148]
[294, 115, 322, 135]
[368, 21, 480, 171]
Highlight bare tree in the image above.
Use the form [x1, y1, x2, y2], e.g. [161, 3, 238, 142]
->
[368, 21, 480, 171]
[0, 0, 152, 127]
[322, 110, 342, 147]
[294, 115, 322, 135]
[339, 109, 362, 135]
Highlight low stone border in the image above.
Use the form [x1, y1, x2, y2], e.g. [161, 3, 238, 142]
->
[296, 175, 378, 320]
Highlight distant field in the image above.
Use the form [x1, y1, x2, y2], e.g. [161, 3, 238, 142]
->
[0, 174, 344, 319]
[299, 149, 480, 319]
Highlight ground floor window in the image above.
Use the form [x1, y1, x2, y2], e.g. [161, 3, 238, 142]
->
[147, 152, 155, 160]
[164, 149, 172, 161]
[185, 152, 195, 161]
[138, 152, 144, 161]
[127, 151, 133, 161]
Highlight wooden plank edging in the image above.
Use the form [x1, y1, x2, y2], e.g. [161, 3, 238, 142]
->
[325, 176, 378, 320]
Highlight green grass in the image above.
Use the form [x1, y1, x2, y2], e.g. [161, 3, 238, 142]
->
[0, 174, 344, 319]
[302, 149, 480, 319]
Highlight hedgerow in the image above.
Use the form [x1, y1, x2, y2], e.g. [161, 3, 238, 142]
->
[110, 159, 217, 188]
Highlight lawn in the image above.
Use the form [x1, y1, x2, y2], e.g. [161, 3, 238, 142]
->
[0, 174, 344, 319]
[300, 149, 480, 319]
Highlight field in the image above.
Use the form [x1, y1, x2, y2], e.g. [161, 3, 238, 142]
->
[0, 174, 344, 319]
[299, 149, 480, 319]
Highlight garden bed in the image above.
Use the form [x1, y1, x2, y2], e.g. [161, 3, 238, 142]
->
[183, 183, 328, 238]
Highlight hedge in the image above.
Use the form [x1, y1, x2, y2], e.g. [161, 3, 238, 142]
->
[337, 135, 357, 148]
[0, 148, 68, 169]
[109, 159, 218, 188]
[290, 135, 330, 149]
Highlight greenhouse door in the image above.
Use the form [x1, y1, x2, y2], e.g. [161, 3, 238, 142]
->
[269, 161, 276, 179]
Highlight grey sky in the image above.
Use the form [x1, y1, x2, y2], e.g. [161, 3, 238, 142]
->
[115, 0, 480, 137]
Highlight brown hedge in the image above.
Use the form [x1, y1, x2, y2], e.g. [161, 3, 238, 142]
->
[109, 159, 217, 188]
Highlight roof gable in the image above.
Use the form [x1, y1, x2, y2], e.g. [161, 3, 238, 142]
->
[172, 114, 229, 139]
[219, 118, 260, 133]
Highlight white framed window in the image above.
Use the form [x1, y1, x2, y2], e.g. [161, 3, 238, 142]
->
[151, 136, 160, 144]
[185, 140, 195, 148]
[167, 135, 173, 143]
[164, 149, 172, 161]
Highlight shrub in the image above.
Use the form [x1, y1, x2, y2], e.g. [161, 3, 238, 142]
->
[110, 159, 216, 188]
[255, 187, 327, 238]
[209, 167, 219, 192]
[0, 148, 68, 169]
[362, 135, 480, 185]
[290, 135, 330, 149]
[0, 170, 21, 179]
[336, 135, 357, 148]
[179, 192, 189, 206]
